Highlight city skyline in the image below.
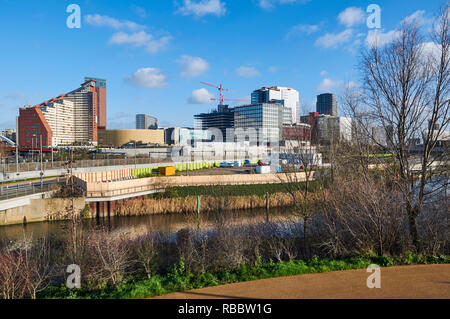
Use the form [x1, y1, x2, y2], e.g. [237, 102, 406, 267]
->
[0, 0, 443, 131]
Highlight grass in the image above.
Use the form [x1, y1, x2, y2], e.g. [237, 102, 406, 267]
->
[150, 181, 321, 199]
[39, 253, 449, 299]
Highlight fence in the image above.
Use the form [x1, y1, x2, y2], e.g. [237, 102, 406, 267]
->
[0, 155, 251, 174]
[0, 183, 58, 201]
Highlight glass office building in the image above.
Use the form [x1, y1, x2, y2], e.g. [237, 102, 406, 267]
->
[234, 103, 283, 145]
[194, 105, 235, 141]
[316, 93, 338, 116]
[136, 114, 158, 129]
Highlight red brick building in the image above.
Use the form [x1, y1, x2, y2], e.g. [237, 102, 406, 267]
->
[300, 112, 319, 143]
[282, 123, 311, 142]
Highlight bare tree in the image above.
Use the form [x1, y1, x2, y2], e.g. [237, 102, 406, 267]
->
[355, 6, 449, 249]
[22, 238, 53, 299]
[89, 229, 131, 287]
[0, 248, 26, 299]
[134, 232, 159, 279]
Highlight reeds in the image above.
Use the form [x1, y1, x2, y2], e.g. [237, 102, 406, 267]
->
[113, 192, 317, 216]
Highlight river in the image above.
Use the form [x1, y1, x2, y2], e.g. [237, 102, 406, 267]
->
[0, 207, 297, 242]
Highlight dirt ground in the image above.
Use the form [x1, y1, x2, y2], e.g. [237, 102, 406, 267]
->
[154, 264, 450, 299]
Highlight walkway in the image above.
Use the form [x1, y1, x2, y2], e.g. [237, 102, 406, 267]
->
[155, 264, 450, 299]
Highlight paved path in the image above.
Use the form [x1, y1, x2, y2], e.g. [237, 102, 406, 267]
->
[155, 264, 450, 299]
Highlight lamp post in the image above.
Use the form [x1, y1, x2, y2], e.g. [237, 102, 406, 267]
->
[40, 134, 43, 188]
[134, 142, 137, 169]
[15, 143, 18, 175]
[32, 134, 35, 164]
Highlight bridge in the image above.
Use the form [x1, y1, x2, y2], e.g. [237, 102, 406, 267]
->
[0, 134, 16, 147]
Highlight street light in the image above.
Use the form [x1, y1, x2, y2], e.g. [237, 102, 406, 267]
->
[32, 134, 35, 163]
[134, 142, 137, 169]
[40, 134, 43, 188]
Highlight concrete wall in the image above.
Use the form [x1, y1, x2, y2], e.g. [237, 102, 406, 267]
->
[0, 197, 86, 226]
[74, 168, 133, 183]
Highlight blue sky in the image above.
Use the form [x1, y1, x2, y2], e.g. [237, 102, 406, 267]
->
[0, 0, 444, 130]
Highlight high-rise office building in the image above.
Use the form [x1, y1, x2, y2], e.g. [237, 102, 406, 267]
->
[316, 93, 338, 116]
[316, 115, 352, 144]
[234, 103, 284, 145]
[136, 114, 158, 129]
[84, 77, 107, 130]
[194, 105, 235, 141]
[18, 77, 105, 147]
[251, 86, 300, 124]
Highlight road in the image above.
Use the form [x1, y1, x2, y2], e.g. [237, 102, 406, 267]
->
[154, 264, 450, 299]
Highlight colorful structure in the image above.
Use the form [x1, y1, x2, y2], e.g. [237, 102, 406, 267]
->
[18, 77, 107, 147]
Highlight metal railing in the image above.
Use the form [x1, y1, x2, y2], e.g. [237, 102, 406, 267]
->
[0, 183, 58, 201]
[0, 155, 256, 174]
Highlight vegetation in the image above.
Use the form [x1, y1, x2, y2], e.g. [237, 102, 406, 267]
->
[39, 254, 449, 299]
[345, 4, 450, 250]
[1, 200, 448, 299]
[115, 192, 305, 215]
[150, 182, 322, 199]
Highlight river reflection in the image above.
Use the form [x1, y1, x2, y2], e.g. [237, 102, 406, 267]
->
[0, 207, 297, 242]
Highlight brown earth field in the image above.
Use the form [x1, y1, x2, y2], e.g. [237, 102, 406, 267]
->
[153, 264, 450, 299]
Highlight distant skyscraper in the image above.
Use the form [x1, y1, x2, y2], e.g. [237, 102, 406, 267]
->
[234, 103, 284, 144]
[84, 77, 107, 130]
[251, 86, 300, 124]
[316, 93, 337, 116]
[136, 114, 158, 129]
[194, 105, 235, 140]
[316, 115, 352, 144]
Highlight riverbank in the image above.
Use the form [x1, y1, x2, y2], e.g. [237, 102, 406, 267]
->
[113, 182, 321, 216]
[40, 254, 449, 299]
[114, 192, 319, 216]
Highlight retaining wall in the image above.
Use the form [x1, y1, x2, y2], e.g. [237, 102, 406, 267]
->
[0, 197, 86, 226]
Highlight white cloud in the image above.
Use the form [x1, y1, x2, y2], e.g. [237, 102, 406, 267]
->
[86, 14, 171, 54]
[268, 66, 278, 73]
[259, 0, 310, 10]
[146, 36, 172, 54]
[176, 0, 226, 18]
[85, 14, 144, 30]
[320, 70, 327, 77]
[178, 55, 210, 78]
[317, 78, 343, 92]
[286, 23, 320, 38]
[109, 31, 152, 46]
[338, 7, 365, 28]
[315, 29, 353, 48]
[109, 31, 172, 53]
[317, 78, 358, 92]
[419, 42, 442, 62]
[346, 81, 358, 90]
[402, 10, 429, 26]
[188, 88, 214, 104]
[236, 66, 261, 78]
[366, 29, 402, 47]
[124, 68, 168, 89]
